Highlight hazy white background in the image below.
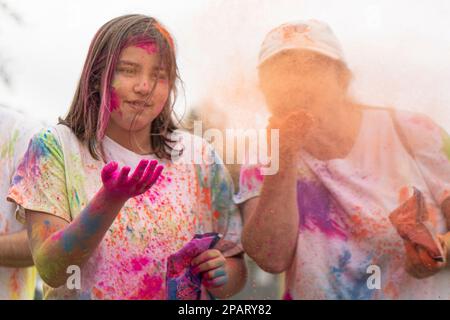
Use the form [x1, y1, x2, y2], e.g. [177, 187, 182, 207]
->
[1, 0, 449, 130]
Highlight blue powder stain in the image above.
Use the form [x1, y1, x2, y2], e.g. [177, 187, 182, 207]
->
[328, 250, 375, 300]
[74, 191, 80, 206]
[213, 269, 226, 278]
[12, 174, 23, 185]
[62, 232, 77, 252]
[79, 213, 101, 237]
[31, 136, 51, 160]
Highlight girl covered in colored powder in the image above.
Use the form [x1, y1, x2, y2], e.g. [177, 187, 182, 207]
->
[7, 15, 246, 300]
[236, 20, 450, 299]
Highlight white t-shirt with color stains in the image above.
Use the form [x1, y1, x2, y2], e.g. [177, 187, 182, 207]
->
[8, 124, 242, 299]
[235, 108, 450, 299]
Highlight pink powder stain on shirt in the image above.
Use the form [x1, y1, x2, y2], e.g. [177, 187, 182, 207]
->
[242, 166, 264, 191]
[130, 256, 150, 272]
[410, 115, 436, 132]
[131, 274, 163, 299]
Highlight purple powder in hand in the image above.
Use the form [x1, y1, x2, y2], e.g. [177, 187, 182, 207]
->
[166, 233, 221, 300]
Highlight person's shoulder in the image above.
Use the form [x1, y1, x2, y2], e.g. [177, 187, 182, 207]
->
[30, 126, 65, 151]
[362, 105, 440, 132]
[393, 109, 440, 131]
[390, 108, 444, 151]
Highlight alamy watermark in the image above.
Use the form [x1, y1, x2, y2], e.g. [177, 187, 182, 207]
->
[171, 121, 280, 175]
[366, 265, 381, 290]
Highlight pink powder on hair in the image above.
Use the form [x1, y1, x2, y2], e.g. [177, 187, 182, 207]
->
[135, 41, 158, 55]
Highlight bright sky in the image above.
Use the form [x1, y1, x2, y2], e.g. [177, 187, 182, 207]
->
[1, 0, 450, 130]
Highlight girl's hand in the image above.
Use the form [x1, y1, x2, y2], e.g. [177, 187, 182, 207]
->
[101, 159, 163, 201]
[191, 249, 228, 289]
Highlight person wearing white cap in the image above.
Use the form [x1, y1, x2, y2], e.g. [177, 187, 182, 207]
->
[234, 20, 450, 299]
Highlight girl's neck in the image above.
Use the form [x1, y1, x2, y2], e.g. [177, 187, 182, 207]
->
[105, 123, 153, 155]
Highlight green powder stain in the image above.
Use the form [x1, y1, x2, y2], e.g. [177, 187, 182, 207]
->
[0, 129, 19, 160]
[443, 131, 450, 161]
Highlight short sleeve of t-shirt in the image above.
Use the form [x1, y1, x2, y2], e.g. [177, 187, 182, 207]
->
[396, 111, 450, 207]
[233, 164, 264, 205]
[7, 127, 71, 223]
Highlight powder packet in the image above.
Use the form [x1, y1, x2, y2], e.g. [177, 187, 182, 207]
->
[166, 233, 221, 300]
[389, 187, 444, 262]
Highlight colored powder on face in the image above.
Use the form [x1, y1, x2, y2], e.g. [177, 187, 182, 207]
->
[110, 88, 120, 112]
[297, 180, 347, 240]
[134, 41, 158, 55]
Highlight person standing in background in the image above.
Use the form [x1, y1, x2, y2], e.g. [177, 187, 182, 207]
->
[0, 105, 40, 299]
[236, 20, 450, 299]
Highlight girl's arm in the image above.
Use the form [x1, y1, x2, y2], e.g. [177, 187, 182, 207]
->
[26, 160, 163, 288]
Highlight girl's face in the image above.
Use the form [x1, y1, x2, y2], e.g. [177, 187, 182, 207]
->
[108, 44, 170, 133]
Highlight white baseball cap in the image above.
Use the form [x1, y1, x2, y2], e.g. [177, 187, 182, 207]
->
[258, 19, 347, 67]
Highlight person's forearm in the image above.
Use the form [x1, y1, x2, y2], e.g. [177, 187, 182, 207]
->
[242, 155, 299, 273]
[33, 187, 125, 288]
[207, 256, 247, 299]
[0, 230, 34, 267]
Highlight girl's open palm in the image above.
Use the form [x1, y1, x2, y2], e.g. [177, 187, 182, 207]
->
[101, 159, 164, 201]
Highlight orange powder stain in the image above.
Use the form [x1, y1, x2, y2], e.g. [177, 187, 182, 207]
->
[346, 209, 388, 242]
[9, 270, 20, 299]
[398, 186, 411, 204]
[92, 287, 104, 299]
[426, 205, 439, 229]
[383, 281, 399, 299]
[7, 188, 24, 208]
